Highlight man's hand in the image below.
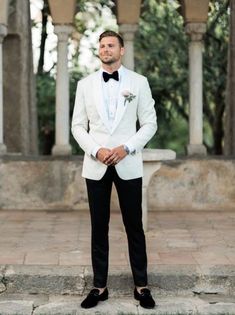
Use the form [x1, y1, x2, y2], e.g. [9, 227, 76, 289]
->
[103, 145, 127, 165]
[96, 148, 112, 164]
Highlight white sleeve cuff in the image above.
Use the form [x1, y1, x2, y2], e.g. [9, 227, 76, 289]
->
[91, 146, 102, 159]
[124, 143, 136, 155]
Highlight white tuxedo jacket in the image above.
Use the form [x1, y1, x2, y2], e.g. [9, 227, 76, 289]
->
[71, 66, 157, 180]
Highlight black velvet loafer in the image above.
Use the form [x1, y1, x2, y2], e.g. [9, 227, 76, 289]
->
[134, 288, 156, 309]
[81, 288, 108, 309]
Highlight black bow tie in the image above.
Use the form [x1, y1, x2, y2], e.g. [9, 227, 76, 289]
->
[103, 71, 119, 82]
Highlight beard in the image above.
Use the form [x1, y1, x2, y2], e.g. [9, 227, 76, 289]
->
[99, 55, 118, 65]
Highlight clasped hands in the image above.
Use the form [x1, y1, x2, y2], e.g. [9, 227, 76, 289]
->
[96, 145, 127, 165]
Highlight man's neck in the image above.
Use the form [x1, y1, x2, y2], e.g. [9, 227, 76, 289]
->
[102, 62, 122, 73]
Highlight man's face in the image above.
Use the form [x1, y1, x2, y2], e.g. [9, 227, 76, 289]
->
[99, 36, 125, 65]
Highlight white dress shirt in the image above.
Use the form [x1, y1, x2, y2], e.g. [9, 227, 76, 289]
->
[102, 65, 123, 130]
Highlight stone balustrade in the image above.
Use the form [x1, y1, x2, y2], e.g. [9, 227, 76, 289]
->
[142, 149, 176, 230]
[1, 156, 235, 215]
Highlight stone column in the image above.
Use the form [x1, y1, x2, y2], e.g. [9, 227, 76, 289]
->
[186, 23, 207, 156]
[119, 24, 138, 71]
[52, 25, 73, 156]
[3, 0, 38, 155]
[0, 25, 7, 155]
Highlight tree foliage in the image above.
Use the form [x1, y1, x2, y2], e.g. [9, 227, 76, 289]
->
[36, 73, 55, 154]
[135, 0, 188, 154]
[135, 0, 229, 155]
[204, 1, 229, 154]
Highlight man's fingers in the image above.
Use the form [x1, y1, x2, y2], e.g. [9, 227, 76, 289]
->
[101, 146, 126, 165]
[97, 148, 113, 164]
[104, 152, 117, 162]
[103, 153, 113, 163]
[104, 157, 116, 165]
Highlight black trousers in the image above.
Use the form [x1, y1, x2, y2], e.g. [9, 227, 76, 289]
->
[86, 166, 148, 288]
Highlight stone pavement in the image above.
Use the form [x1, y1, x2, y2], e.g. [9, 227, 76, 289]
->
[0, 209, 235, 314]
[0, 293, 235, 315]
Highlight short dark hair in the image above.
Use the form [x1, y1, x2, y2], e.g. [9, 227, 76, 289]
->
[99, 30, 124, 47]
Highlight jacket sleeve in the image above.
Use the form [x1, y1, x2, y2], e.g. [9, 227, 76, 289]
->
[125, 77, 157, 152]
[71, 80, 100, 156]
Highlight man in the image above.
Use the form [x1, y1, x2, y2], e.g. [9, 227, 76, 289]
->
[71, 30, 157, 309]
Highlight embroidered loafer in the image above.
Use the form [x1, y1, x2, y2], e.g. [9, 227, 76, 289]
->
[134, 288, 156, 309]
[81, 288, 108, 309]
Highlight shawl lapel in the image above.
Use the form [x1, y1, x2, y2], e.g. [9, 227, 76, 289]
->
[93, 70, 110, 132]
[111, 67, 131, 134]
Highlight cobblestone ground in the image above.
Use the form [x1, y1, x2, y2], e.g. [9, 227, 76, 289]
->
[0, 210, 234, 267]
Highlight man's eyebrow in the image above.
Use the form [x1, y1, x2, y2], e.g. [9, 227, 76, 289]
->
[100, 43, 114, 47]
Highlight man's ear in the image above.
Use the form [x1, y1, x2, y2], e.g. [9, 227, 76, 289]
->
[120, 47, 125, 56]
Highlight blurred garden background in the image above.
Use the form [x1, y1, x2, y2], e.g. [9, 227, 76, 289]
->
[32, 0, 229, 156]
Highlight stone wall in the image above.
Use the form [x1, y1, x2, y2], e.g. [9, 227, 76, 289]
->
[148, 159, 235, 211]
[0, 157, 235, 211]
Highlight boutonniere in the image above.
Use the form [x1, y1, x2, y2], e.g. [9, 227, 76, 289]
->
[122, 90, 136, 106]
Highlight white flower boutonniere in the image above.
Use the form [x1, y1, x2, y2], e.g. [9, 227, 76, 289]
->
[122, 90, 136, 106]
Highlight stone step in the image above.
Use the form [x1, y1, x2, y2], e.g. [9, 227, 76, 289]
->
[1, 264, 235, 297]
[0, 294, 235, 315]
